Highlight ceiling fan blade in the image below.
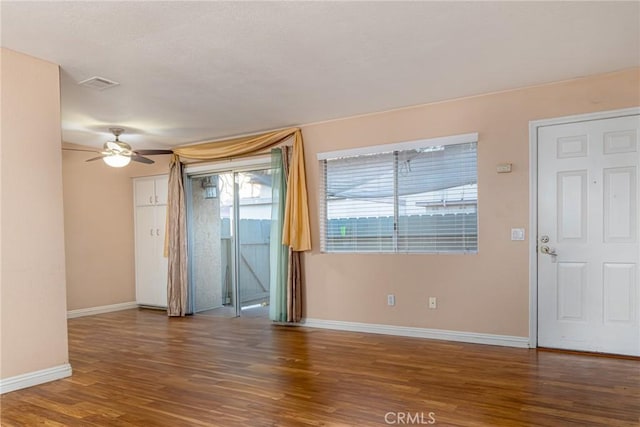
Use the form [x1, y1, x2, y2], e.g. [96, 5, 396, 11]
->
[63, 147, 101, 153]
[134, 149, 173, 156]
[86, 156, 106, 162]
[131, 155, 155, 164]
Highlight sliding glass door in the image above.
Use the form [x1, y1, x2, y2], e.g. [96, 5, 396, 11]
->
[186, 172, 235, 316]
[236, 169, 273, 313]
[186, 164, 274, 317]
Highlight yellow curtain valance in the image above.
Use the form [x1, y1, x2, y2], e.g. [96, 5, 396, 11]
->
[173, 128, 298, 160]
[171, 127, 311, 251]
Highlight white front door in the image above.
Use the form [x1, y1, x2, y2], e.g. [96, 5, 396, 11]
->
[537, 114, 639, 356]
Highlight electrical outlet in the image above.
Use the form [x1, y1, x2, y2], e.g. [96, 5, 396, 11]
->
[428, 297, 437, 309]
[387, 294, 395, 306]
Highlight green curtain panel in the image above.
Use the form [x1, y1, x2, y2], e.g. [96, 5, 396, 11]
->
[269, 148, 289, 322]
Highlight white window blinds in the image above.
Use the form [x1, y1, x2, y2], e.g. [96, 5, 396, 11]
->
[319, 136, 478, 254]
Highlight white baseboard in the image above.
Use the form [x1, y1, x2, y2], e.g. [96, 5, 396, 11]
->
[301, 318, 530, 348]
[0, 363, 72, 394]
[67, 301, 138, 319]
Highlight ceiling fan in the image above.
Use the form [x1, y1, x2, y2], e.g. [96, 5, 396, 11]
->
[64, 128, 173, 167]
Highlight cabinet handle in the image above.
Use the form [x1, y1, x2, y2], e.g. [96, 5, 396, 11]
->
[156, 229, 160, 236]
[155, 195, 159, 204]
[149, 196, 153, 204]
[150, 229, 153, 236]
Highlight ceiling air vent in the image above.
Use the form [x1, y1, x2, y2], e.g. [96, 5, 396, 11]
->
[77, 76, 120, 91]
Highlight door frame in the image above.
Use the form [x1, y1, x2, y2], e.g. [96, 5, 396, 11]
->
[528, 106, 640, 348]
[184, 156, 272, 317]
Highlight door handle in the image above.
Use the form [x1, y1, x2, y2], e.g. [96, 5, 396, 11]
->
[540, 245, 557, 256]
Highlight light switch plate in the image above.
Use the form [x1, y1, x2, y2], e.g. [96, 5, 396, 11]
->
[511, 228, 525, 241]
[496, 163, 512, 173]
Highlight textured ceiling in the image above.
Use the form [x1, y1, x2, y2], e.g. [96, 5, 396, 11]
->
[2, 1, 639, 149]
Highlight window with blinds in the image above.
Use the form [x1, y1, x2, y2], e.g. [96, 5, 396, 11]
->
[318, 134, 478, 254]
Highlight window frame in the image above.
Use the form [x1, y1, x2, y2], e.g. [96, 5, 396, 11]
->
[317, 133, 478, 254]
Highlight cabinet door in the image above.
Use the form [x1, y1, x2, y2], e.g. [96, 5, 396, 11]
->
[135, 179, 156, 206]
[154, 176, 169, 205]
[135, 206, 157, 305]
[154, 205, 169, 307]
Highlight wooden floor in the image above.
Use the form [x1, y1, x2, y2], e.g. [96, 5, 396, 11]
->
[1, 309, 639, 426]
[197, 305, 269, 318]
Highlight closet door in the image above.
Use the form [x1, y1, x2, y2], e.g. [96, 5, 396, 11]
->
[154, 177, 169, 205]
[154, 204, 169, 307]
[135, 179, 156, 206]
[135, 206, 158, 306]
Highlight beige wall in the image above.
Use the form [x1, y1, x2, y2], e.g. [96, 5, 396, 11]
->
[301, 68, 640, 337]
[0, 48, 69, 378]
[62, 150, 170, 310]
[61, 68, 639, 336]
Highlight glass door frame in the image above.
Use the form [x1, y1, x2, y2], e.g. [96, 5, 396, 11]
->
[185, 156, 272, 317]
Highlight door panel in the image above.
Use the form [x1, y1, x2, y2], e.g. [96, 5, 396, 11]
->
[135, 179, 155, 206]
[604, 130, 637, 154]
[135, 206, 157, 305]
[237, 169, 273, 309]
[603, 263, 636, 323]
[155, 176, 169, 205]
[187, 173, 236, 316]
[603, 167, 636, 242]
[538, 114, 640, 356]
[556, 262, 587, 321]
[557, 171, 587, 241]
[154, 205, 168, 307]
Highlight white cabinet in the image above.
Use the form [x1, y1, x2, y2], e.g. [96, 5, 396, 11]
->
[135, 176, 168, 206]
[134, 175, 169, 308]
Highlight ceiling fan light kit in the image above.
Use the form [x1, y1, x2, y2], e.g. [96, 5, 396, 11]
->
[103, 154, 131, 168]
[102, 128, 130, 167]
